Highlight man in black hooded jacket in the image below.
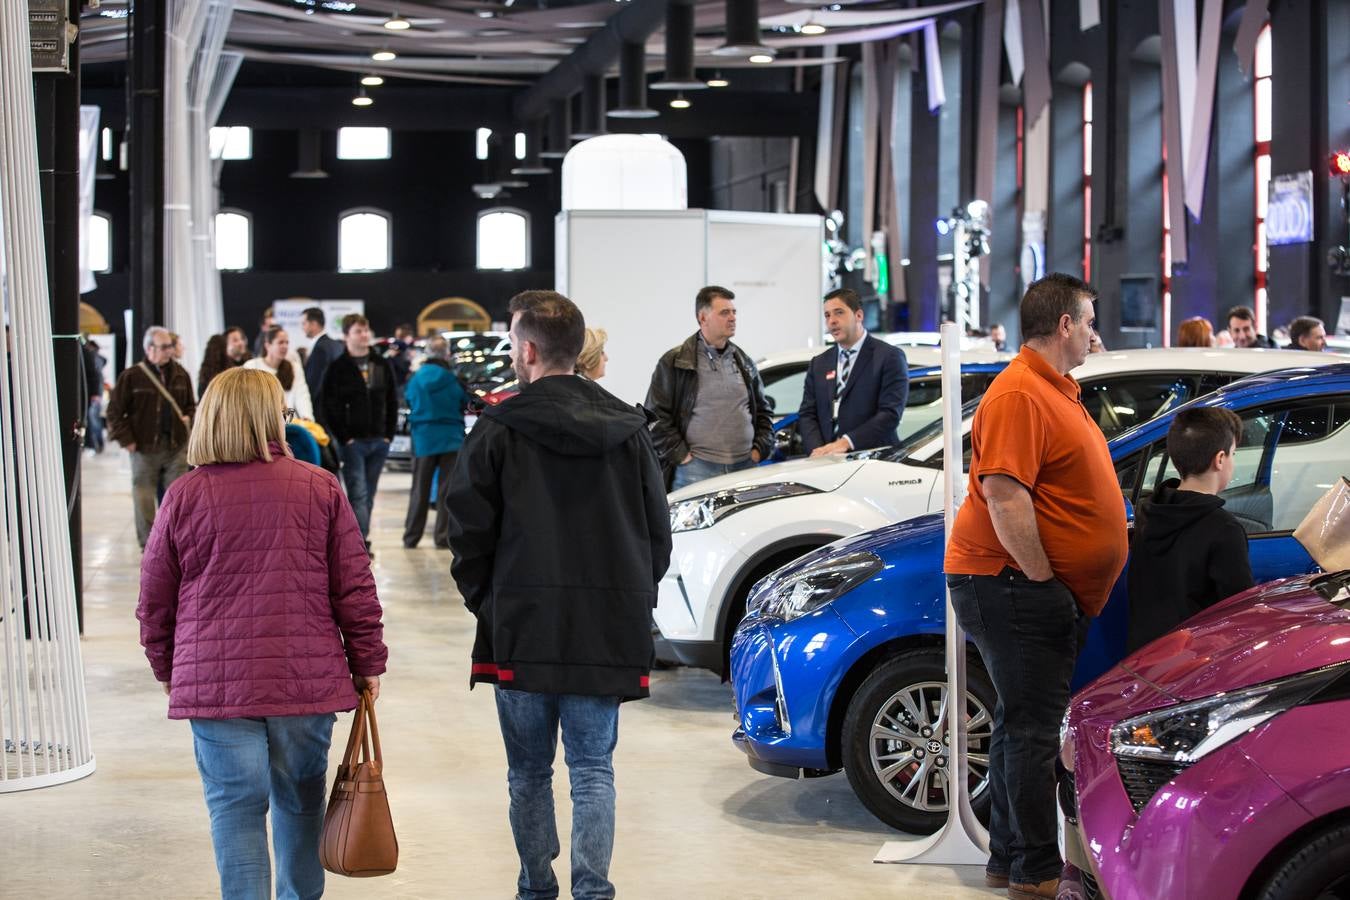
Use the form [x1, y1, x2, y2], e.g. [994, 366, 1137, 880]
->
[446, 290, 672, 900]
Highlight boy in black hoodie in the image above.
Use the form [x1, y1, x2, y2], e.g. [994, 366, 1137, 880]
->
[1127, 407, 1254, 651]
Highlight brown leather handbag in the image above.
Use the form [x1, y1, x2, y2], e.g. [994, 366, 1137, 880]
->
[320, 691, 399, 877]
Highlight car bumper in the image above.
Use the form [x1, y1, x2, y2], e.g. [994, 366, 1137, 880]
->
[1063, 674, 1313, 900]
[665, 638, 722, 670]
[728, 609, 856, 776]
[654, 532, 746, 645]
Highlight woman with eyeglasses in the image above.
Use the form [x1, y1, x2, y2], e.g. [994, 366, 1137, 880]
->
[137, 366, 387, 900]
[244, 326, 314, 422]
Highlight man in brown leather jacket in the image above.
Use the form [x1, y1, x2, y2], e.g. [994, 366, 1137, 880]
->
[107, 326, 196, 548]
[645, 286, 774, 490]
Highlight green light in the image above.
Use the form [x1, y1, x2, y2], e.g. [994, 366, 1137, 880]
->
[875, 252, 889, 295]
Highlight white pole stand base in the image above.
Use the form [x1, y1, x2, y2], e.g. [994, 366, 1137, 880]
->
[874, 814, 990, 865]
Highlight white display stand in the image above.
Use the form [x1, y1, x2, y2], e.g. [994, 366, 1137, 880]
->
[273, 299, 368, 352]
[875, 324, 989, 864]
[555, 209, 827, 406]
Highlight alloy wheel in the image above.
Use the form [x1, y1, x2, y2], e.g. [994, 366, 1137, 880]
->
[867, 680, 993, 814]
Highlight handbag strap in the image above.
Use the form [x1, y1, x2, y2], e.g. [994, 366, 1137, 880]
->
[363, 689, 383, 766]
[341, 692, 369, 769]
[137, 361, 189, 425]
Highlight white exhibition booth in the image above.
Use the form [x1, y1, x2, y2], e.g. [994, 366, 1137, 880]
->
[556, 136, 827, 406]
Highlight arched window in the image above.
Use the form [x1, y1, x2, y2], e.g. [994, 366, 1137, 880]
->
[339, 209, 391, 271]
[209, 126, 252, 160]
[87, 211, 112, 273]
[215, 209, 252, 271]
[337, 127, 391, 160]
[476, 208, 530, 270]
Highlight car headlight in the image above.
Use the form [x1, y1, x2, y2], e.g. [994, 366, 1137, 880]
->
[1111, 662, 1349, 766]
[750, 551, 883, 621]
[668, 482, 820, 533]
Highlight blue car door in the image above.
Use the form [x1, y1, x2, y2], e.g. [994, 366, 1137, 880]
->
[1076, 394, 1350, 686]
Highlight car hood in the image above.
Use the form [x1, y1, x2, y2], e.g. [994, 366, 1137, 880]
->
[667, 454, 873, 500]
[769, 512, 947, 578]
[1120, 574, 1350, 702]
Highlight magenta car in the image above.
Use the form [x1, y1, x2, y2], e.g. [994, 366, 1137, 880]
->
[1060, 571, 1350, 900]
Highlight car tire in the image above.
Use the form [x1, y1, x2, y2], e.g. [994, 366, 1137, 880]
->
[1253, 821, 1350, 899]
[841, 650, 995, 835]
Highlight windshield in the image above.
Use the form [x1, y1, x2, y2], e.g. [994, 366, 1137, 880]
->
[760, 362, 808, 416]
[456, 353, 514, 391]
[884, 396, 982, 467]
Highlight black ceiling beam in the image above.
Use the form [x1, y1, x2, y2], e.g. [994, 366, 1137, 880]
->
[86, 84, 816, 138]
[513, 0, 695, 122]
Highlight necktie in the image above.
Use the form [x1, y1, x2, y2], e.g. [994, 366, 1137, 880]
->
[836, 349, 855, 400]
[833, 348, 855, 425]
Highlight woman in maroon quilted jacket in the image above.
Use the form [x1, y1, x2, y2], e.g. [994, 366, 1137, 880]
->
[137, 367, 387, 900]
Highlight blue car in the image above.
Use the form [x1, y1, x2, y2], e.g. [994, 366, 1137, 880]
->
[730, 364, 1350, 834]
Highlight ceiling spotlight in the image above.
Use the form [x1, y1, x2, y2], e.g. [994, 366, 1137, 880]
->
[371, 49, 396, 61]
[383, 13, 411, 30]
[706, 72, 729, 88]
[800, 21, 826, 35]
[670, 93, 691, 109]
[352, 88, 374, 107]
[748, 53, 774, 64]
[361, 74, 385, 86]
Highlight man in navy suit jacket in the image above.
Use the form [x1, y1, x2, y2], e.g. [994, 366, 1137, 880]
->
[797, 289, 909, 456]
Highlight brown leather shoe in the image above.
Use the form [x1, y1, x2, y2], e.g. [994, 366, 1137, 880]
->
[1008, 879, 1059, 899]
[985, 871, 1010, 888]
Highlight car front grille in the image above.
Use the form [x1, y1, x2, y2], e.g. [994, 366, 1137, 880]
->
[1082, 870, 1102, 900]
[1116, 757, 1189, 812]
[1057, 767, 1077, 822]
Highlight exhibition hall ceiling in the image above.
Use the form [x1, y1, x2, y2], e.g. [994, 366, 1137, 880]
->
[79, 0, 967, 87]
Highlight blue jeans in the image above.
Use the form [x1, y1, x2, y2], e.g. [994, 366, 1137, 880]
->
[671, 456, 753, 491]
[947, 569, 1090, 885]
[494, 689, 622, 900]
[340, 438, 390, 539]
[190, 714, 337, 900]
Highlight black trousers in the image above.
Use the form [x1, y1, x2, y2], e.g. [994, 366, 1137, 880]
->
[947, 567, 1090, 885]
[403, 451, 457, 548]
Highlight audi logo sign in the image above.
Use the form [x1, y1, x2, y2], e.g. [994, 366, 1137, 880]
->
[1267, 171, 1315, 247]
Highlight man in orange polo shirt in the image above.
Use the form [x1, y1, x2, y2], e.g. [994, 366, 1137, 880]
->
[945, 273, 1128, 900]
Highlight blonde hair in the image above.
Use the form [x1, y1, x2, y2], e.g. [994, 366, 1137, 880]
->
[187, 368, 293, 466]
[575, 327, 608, 377]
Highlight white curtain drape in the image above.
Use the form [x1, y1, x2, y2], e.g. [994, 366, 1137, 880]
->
[0, 0, 95, 791]
[78, 106, 100, 295]
[164, 0, 238, 383]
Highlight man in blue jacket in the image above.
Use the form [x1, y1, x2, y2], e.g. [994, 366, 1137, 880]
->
[402, 335, 467, 548]
[797, 289, 909, 456]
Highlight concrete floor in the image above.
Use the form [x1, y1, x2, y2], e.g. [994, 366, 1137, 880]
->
[1, 450, 995, 899]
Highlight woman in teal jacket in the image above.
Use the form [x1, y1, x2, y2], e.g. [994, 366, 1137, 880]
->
[402, 336, 468, 548]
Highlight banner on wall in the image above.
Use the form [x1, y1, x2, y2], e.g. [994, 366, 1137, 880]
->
[1266, 171, 1315, 246]
[272, 299, 367, 351]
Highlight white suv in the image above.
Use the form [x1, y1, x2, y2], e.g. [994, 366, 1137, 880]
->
[656, 348, 1343, 672]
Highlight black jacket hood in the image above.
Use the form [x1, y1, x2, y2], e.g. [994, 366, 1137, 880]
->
[1136, 478, 1227, 551]
[481, 374, 647, 457]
